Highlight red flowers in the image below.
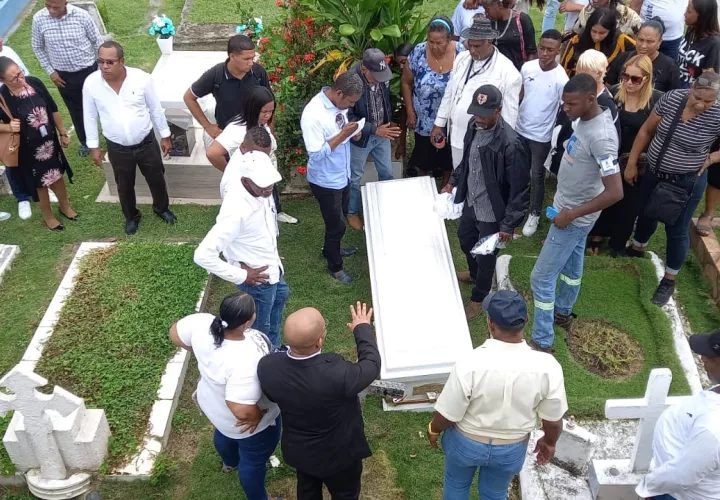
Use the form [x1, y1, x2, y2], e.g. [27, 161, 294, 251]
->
[276, 0, 284, 6]
[293, 20, 302, 27]
[304, 53, 315, 62]
[289, 75, 296, 82]
[259, 37, 271, 45]
[305, 16, 315, 26]
[306, 28, 314, 37]
[296, 166, 307, 175]
[295, 148, 303, 155]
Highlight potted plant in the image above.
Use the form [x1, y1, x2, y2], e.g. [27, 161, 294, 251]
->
[149, 15, 176, 55]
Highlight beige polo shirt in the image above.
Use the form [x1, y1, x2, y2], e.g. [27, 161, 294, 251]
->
[435, 339, 568, 440]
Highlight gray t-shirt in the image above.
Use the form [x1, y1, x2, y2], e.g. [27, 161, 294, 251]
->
[554, 108, 620, 227]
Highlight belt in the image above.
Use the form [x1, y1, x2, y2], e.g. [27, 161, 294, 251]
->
[458, 428, 529, 445]
[649, 167, 698, 182]
[106, 132, 154, 152]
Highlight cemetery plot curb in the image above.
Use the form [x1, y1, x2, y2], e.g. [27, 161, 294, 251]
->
[689, 217, 720, 307]
[2, 242, 209, 483]
[0, 244, 20, 286]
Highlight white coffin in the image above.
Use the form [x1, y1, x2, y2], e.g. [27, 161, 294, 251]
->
[362, 177, 472, 410]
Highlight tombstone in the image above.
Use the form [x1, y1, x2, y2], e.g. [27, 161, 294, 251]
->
[588, 369, 690, 500]
[0, 365, 110, 499]
[68, 0, 111, 39]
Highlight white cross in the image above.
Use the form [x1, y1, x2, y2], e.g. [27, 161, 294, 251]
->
[604, 368, 689, 473]
[0, 366, 83, 480]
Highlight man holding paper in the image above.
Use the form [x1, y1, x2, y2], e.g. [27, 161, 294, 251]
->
[442, 84, 529, 321]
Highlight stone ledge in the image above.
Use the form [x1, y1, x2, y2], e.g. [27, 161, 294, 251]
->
[174, 22, 238, 51]
[0, 244, 20, 286]
[689, 218, 720, 307]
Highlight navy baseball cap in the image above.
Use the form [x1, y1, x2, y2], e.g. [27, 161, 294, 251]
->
[363, 48, 393, 82]
[482, 291, 528, 329]
[689, 330, 720, 358]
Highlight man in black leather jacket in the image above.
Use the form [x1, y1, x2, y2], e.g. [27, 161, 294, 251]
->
[443, 84, 529, 321]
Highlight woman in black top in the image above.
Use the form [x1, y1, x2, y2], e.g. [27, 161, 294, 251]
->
[677, 0, 720, 88]
[0, 57, 76, 231]
[481, 0, 538, 71]
[625, 74, 720, 306]
[606, 18, 680, 92]
[589, 55, 663, 255]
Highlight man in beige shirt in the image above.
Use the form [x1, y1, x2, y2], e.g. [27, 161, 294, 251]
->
[428, 290, 567, 499]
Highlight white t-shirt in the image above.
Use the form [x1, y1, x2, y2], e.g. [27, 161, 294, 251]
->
[452, 0, 485, 41]
[640, 0, 686, 41]
[176, 313, 280, 439]
[215, 122, 278, 167]
[516, 61, 569, 143]
[565, 0, 590, 32]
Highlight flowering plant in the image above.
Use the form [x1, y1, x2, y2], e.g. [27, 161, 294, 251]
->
[148, 15, 175, 39]
[236, 8, 264, 39]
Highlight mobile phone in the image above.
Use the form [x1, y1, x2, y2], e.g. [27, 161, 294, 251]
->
[546, 206, 559, 220]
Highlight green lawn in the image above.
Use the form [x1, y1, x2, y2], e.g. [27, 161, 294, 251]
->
[2, 0, 720, 498]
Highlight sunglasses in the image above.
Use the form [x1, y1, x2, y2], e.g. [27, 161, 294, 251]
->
[620, 72, 646, 85]
[97, 58, 120, 67]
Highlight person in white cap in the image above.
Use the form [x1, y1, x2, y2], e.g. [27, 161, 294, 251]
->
[194, 149, 289, 349]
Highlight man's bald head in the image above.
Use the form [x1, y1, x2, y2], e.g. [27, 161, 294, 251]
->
[285, 307, 326, 355]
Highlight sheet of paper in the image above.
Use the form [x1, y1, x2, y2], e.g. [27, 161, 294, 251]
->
[330, 118, 365, 145]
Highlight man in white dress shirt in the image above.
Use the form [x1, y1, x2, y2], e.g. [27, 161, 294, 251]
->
[431, 16, 522, 169]
[194, 148, 289, 349]
[636, 330, 720, 500]
[83, 41, 175, 235]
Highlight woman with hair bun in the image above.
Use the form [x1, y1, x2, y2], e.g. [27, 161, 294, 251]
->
[169, 291, 283, 500]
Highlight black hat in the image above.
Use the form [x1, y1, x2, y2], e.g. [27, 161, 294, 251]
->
[362, 48, 392, 82]
[689, 330, 720, 358]
[482, 291, 528, 329]
[460, 16, 499, 41]
[467, 85, 503, 117]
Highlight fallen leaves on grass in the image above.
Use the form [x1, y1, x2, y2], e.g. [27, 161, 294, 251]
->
[567, 319, 644, 380]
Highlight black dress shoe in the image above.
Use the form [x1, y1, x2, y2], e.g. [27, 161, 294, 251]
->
[155, 210, 177, 224]
[60, 211, 79, 221]
[45, 222, 65, 232]
[125, 215, 141, 235]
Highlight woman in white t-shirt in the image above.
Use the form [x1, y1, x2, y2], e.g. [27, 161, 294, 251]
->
[206, 86, 298, 225]
[169, 292, 282, 500]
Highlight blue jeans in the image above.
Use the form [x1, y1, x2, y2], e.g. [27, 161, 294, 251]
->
[442, 427, 529, 500]
[659, 37, 682, 61]
[542, 0, 560, 33]
[530, 222, 594, 348]
[237, 275, 290, 348]
[213, 416, 281, 500]
[632, 169, 707, 275]
[348, 136, 394, 215]
[4, 167, 31, 203]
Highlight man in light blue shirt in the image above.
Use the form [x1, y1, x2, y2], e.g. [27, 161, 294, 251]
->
[301, 72, 363, 284]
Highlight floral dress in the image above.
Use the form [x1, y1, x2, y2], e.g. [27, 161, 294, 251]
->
[0, 76, 72, 200]
[409, 41, 466, 137]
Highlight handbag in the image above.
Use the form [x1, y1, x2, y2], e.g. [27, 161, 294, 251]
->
[643, 93, 693, 226]
[0, 94, 19, 168]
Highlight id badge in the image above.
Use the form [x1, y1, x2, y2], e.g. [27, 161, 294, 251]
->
[39, 125, 48, 138]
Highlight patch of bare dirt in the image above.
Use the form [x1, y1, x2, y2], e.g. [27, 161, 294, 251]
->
[567, 319, 644, 380]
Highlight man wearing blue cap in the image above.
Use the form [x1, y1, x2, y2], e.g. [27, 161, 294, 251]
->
[427, 291, 567, 500]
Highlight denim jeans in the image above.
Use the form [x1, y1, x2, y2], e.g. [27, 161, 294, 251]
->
[652, 495, 677, 500]
[4, 167, 31, 203]
[632, 169, 707, 275]
[659, 37, 682, 61]
[213, 416, 281, 500]
[542, 0, 560, 33]
[238, 275, 290, 348]
[520, 136, 551, 215]
[530, 222, 594, 348]
[442, 427, 529, 500]
[348, 136, 393, 215]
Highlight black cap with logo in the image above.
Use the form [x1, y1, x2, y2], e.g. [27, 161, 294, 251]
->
[689, 330, 720, 358]
[362, 48, 393, 82]
[467, 84, 503, 117]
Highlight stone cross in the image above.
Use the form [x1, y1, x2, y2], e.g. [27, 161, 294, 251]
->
[604, 368, 688, 473]
[0, 366, 83, 480]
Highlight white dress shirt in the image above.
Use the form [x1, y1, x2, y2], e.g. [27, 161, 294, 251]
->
[434, 48, 521, 151]
[0, 46, 29, 89]
[194, 162, 282, 286]
[636, 388, 720, 500]
[82, 66, 170, 149]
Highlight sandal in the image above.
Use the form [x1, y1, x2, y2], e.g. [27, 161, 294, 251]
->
[696, 214, 713, 237]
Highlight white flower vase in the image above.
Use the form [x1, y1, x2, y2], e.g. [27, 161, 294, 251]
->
[157, 36, 173, 55]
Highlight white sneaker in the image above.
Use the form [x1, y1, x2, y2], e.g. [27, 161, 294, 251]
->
[522, 212, 540, 237]
[0, 211, 10, 221]
[18, 201, 32, 220]
[48, 190, 58, 203]
[277, 212, 298, 224]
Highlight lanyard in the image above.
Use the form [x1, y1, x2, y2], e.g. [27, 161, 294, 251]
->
[463, 49, 495, 86]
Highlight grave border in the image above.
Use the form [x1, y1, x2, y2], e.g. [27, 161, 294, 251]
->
[0, 244, 20, 286]
[0, 242, 209, 484]
[689, 218, 720, 307]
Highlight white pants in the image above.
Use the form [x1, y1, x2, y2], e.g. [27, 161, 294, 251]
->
[452, 146, 465, 169]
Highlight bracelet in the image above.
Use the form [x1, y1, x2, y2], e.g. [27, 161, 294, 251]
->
[427, 421, 439, 436]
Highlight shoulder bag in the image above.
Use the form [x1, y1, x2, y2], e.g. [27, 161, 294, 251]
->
[0, 94, 19, 168]
[643, 93, 694, 226]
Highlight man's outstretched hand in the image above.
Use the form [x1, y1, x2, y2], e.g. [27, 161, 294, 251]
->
[347, 302, 373, 331]
[534, 436, 556, 465]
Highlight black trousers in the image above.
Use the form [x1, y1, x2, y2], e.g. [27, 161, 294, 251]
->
[273, 184, 282, 213]
[106, 133, 170, 221]
[310, 182, 350, 273]
[457, 204, 500, 303]
[56, 63, 97, 146]
[297, 460, 363, 500]
[589, 177, 642, 252]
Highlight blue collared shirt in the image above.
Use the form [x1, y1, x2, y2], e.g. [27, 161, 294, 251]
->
[301, 88, 351, 190]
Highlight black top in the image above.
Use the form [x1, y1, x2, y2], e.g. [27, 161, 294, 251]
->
[190, 60, 272, 129]
[677, 33, 720, 88]
[606, 51, 680, 92]
[491, 12, 537, 72]
[610, 86, 663, 155]
[257, 323, 381, 477]
[347, 63, 392, 148]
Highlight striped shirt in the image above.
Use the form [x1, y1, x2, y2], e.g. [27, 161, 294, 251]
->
[467, 127, 496, 222]
[647, 90, 720, 174]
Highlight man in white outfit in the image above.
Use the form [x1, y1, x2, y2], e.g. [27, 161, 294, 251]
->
[431, 16, 521, 169]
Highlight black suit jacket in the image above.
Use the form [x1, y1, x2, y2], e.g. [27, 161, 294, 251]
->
[257, 323, 381, 477]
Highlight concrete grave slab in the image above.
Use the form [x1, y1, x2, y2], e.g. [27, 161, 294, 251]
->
[0, 244, 20, 285]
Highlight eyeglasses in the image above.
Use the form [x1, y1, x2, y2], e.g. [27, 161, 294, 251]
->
[97, 58, 120, 67]
[620, 73, 646, 85]
[4, 69, 25, 84]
